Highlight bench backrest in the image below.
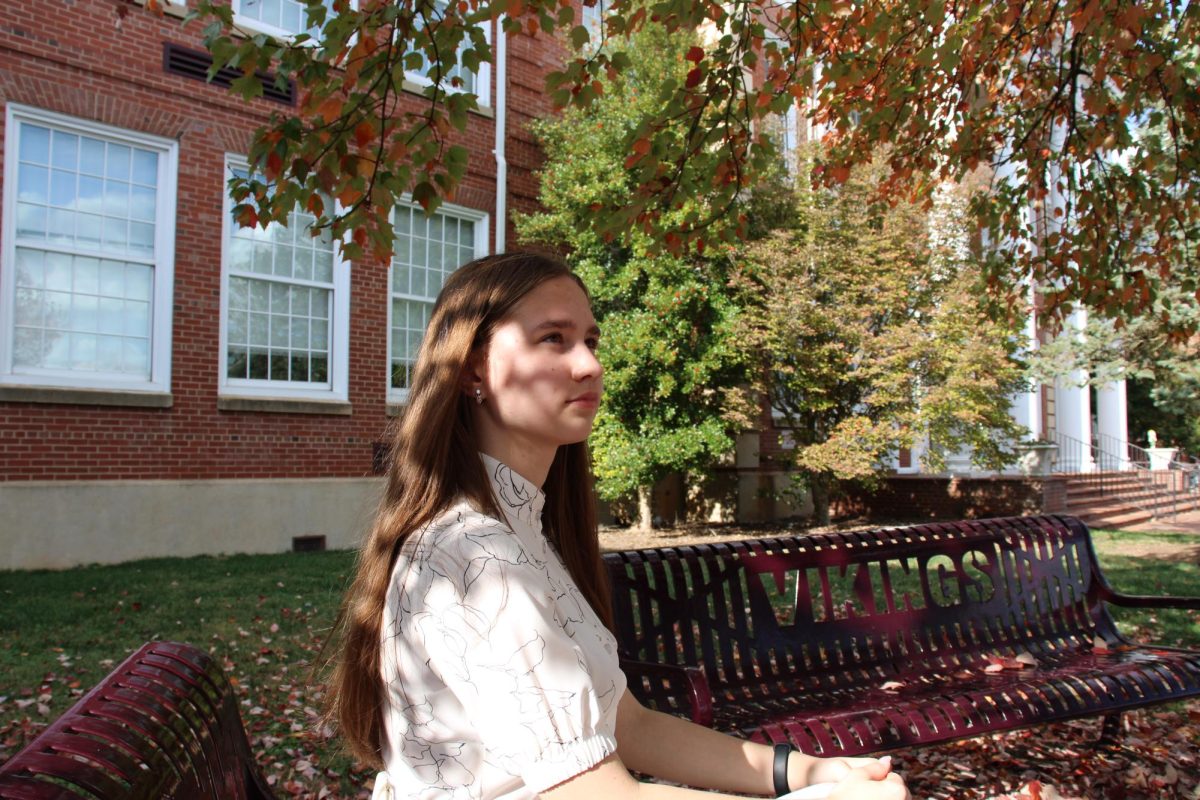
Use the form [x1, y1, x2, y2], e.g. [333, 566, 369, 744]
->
[0, 641, 274, 799]
[603, 515, 1120, 697]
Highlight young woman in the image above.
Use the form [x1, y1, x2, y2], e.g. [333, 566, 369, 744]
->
[328, 253, 910, 800]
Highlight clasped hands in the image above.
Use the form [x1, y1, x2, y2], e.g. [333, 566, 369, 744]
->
[785, 755, 909, 800]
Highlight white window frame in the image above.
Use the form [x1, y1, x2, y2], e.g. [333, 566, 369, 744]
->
[217, 155, 350, 403]
[230, 0, 341, 42]
[403, 7, 493, 107]
[0, 104, 178, 395]
[387, 198, 488, 404]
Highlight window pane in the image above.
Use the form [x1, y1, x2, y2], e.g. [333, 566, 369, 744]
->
[97, 335, 122, 371]
[130, 185, 156, 221]
[19, 124, 51, 165]
[16, 203, 47, 239]
[79, 138, 106, 175]
[50, 170, 77, 208]
[123, 338, 149, 374]
[125, 264, 152, 302]
[129, 222, 155, 257]
[79, 175, 103, 210]
[77, 214, 103, 248]
[18, 164, 49, 204]
[45, 254, 72, 291]
[48, 208, 74, 244]
[106, 144, 131, 181]
[227, 347, 248, 379]
[249, 350, 269, 379]
[228, 311, 248, 344]
[15, 249, 45, 289]
[70, 332, 97, 370]
[104, 180, 129, 217]
[74, 257, 100, 295]
[51, 132, 79, 170]
[132, 150, 158, 185]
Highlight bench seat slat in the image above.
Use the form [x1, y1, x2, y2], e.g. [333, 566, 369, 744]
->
[0, 642, 274, 799]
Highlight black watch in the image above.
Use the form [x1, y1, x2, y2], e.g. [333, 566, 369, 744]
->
[773, 743, 794, 797]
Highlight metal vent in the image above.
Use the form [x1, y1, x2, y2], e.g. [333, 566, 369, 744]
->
[163, 43, 296, 106]
[292, 535, 327, 552]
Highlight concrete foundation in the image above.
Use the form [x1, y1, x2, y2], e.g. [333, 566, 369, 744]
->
[0, 478, 383, 570]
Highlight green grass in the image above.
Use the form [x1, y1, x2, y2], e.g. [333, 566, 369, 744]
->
[1089, 529, 1200, 646]
[0, 550, 368, 793]
[1, 528, 1197, 795]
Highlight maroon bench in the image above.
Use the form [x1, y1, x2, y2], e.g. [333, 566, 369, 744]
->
[0, 641, 274, 799]
[604, 514, 1200, 757]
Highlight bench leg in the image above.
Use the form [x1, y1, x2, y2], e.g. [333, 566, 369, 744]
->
[1099, 712, 1122, 744]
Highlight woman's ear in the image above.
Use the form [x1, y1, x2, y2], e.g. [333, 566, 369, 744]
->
[460, 350, 485, 400]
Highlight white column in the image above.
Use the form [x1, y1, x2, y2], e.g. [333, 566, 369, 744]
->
[1009, 302, 1043, 442]
[1054, 308, 1093, 472]
[1096, 380, 1130, 470]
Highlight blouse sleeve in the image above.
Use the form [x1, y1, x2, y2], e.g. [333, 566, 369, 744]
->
[408, 525, 621, 793]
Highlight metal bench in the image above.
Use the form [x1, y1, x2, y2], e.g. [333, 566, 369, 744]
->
[0, 641, 274, 799]
[604, 514, 1200, 757]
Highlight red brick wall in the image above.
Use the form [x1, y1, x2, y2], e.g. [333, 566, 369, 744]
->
[0, 0, 566, 481]
[833, 475, 1069, 523]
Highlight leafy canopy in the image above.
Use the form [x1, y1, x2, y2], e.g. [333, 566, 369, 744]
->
[739, 154, 1029, 523]
[181, 0, 1199, 328]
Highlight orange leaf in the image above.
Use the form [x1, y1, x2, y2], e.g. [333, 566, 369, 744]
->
[306, 194, 325, 217]
[685, 67, 703, 88]
[318, 96, 343, 124]
[354, 121, 375, 148]
[685, 46, 705, 63]
[632, 137, 651, 155]
[236, 206, 258, 229]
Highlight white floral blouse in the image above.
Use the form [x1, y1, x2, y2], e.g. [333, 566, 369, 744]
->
[374, 454, 627, 799]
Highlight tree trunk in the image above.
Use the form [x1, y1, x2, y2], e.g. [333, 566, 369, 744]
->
[635, 485, 653, 531]
[809, 473, 831, 527]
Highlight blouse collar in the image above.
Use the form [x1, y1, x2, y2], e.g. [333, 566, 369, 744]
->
[480, 453, 546, 533]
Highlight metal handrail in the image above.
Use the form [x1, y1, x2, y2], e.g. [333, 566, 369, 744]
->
[1052, 431, 1195, 519]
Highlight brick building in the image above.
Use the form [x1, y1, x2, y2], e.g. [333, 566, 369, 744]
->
[0, 0, 586, 569]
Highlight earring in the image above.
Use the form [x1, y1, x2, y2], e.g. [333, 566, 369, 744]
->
[474, 388, 483, 405]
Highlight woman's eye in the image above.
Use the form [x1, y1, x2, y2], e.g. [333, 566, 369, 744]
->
[586, 338, 600, 351]
[541, 333, 564, 344]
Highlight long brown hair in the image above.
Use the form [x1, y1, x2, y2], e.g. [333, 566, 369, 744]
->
[326, 252, 612, 768]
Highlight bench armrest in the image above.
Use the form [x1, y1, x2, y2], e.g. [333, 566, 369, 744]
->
[1105, 592, 1200, 611]
[620, 658, 714, 728]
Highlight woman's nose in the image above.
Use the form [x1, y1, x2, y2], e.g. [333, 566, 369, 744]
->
[572, 343, 602, 380]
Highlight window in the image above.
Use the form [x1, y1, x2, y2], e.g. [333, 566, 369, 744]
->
[389, 200, 487, 400]
[405, 3, 492, 105]
[0, 105, 178, 395]
[219, 157, 349, 402]
[232, 0, 333, 39]
[581, 0, 606, 45]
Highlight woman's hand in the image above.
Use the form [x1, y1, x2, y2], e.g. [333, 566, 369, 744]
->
[805, 756, 894, 785]
[824, 760, 909, 800]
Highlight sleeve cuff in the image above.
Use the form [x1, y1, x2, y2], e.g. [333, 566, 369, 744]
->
[521, 732, 619, 794]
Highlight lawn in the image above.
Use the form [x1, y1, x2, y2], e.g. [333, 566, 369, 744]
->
[1, 528, 1198, 798]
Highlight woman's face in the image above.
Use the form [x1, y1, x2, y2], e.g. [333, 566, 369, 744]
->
[474, 276, 603, 455]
